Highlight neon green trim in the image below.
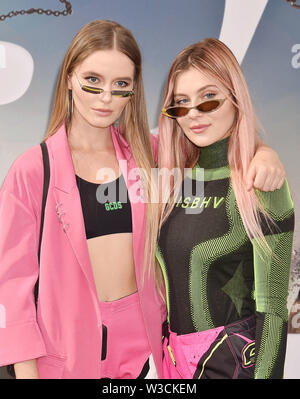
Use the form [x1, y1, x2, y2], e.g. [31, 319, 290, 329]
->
[255, 179, 294, 221]
[198, 333, 228, 379]
[189, 184, 248, 331]
[167, 345, 176, 366]
[186, 165, 231, 181]
[243, 342, 255, 367]
[156, 246, 171, 324]
[202, 165, 231, 181]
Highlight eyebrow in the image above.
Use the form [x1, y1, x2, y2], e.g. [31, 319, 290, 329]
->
[81, 71, 133, 82]
[174, 84, 219, 97]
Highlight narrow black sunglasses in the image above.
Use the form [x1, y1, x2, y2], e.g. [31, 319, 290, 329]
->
[75, 73, 134, 98]
[162, 98, 226, 118]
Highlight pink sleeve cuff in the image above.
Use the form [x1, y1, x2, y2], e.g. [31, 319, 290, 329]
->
[0, 320, 47, 366]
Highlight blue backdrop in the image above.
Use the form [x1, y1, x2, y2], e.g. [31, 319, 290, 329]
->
[0, 0, 299, 378]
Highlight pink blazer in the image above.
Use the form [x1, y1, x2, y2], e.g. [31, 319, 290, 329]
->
[0, 124, 165, 378]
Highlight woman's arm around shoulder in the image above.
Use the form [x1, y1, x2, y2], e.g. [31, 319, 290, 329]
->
[247, 140, 286, 192]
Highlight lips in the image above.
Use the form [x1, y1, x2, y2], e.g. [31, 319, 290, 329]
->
[93, 108, 113, 116]
[190, 124, 210, 133]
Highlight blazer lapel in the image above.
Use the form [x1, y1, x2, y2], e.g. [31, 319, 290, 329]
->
[48, 124, 97, 296]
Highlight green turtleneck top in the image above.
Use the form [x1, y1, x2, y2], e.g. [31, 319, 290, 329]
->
[156, 137, 294, 379]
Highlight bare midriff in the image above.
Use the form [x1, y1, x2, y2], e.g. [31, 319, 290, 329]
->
[72, 146, 137, 302]
[87, 232, 137, 302]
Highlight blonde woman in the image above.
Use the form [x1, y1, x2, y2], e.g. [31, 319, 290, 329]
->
[156, 39, 294, 379]
[0, 20, 163, 379]
[0, 21, 286, 379]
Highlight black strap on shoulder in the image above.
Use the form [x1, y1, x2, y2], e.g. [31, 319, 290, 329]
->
[5, 141, 50, 379]
[34, 141, 50, 304]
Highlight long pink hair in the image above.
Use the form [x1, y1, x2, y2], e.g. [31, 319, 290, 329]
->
[158, 38, 274, 257]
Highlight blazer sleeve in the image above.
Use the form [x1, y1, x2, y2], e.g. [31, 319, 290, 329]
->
[0, 152, 47, 366]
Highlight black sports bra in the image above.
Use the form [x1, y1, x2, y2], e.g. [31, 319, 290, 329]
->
[75, 173, 132, 239]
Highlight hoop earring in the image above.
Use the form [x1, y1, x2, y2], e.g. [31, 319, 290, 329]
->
[130, 98, 136, 125]
[114, 118, 120, 130]
[68, 89, 73, 120]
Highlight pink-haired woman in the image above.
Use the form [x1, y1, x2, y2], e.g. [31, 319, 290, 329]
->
[156, 38, 294, 379]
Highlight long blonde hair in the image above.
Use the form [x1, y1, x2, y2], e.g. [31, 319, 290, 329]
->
[158, 38, 274, 259]
[43, 20, 161, 290]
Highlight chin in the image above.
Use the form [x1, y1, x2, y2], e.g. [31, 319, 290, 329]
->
[88, 117, 114, 130]
[188, 130, 230, 148]
[94, 121, 112, 129]
[73, 111, 114, 131]
[187, 134, 214, 148]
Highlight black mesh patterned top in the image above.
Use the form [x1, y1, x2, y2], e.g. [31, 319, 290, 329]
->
[156, 137, 294, 379]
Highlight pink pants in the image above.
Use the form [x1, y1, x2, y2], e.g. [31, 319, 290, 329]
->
[98, 291, 157, 379]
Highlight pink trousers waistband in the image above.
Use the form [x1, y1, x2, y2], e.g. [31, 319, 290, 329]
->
[98, 291, 139, 319]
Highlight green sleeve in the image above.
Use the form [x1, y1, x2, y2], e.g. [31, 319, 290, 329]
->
[253, 180, 294, 379]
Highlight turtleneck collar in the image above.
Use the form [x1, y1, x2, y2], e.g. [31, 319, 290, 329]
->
[197, 136, 230, 169]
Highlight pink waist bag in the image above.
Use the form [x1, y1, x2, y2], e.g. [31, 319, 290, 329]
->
[162, 315, 256, 379]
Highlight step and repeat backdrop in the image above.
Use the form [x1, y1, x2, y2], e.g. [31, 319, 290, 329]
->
[0, 0, 299, 379]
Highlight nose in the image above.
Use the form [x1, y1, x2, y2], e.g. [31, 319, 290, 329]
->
[188, 106, 203, 119]
[99, 90, 113, 103]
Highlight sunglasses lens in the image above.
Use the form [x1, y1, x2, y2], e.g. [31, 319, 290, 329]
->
[112, 91, 133, 97]
[164, 99, 223, 118]
[82, 85, 102, 94]
[198, 100, 220, 112]
[165, 107, 189, 118]
[81, 86, 133, 97]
